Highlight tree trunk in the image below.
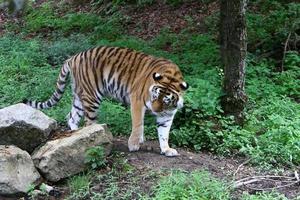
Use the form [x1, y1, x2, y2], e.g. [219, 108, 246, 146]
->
[220, 0, 248, 124]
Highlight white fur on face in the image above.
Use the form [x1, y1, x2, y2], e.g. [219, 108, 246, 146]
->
[177, 96, 184, 109]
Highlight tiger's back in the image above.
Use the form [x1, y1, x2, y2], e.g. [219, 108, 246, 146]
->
[68, 46, 181, 104]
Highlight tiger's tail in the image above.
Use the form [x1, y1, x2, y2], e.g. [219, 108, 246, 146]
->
[23, 62, 70, 109]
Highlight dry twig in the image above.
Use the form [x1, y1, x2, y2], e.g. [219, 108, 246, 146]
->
[281, 32, 292, 72]
[233, 158, 251, 178]
[233, 171, 300, 191]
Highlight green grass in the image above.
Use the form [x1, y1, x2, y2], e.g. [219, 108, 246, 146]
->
[67, 172, 91, 200]
[151, 170, 230, 200]
[242, 192, 289, 200]
[148, 170, 290, 200]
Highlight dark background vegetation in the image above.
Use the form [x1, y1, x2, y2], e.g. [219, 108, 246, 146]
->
[0, 0, 299, 199]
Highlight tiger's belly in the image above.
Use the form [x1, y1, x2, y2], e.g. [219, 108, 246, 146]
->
[104, 82, 131, 106]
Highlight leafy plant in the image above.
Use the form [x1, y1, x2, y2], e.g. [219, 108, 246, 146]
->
[242, 191, 288, 200]
[152, 170, 230, 200]
[85, 146, 107, 169]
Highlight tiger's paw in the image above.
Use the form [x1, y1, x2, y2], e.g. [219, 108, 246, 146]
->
[128, 137, 140, 152]
[161, 148, 179, 157]
[139, 135, 145, 144]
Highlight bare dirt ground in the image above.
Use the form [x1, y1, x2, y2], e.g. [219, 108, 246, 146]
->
[113, 137, 300, 199]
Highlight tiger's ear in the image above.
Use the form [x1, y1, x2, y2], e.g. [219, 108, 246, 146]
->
[180, 82, 189, 90]
[153, 72, 163, 81]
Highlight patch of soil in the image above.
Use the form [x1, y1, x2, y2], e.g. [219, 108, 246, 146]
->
[121, 0, 219, 39]
[113, 137, 300, 199]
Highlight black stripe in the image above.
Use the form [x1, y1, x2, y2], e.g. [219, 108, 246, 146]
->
[52, 94, 59, 102]
[99, 47, 111, 91]
[82, 96, 95, 106]
[56, 88, 64, 95]
[58, 80, 66, 85]
[120, 85, 124, 98]
[85, 106, 96, 112]
[86, 115, 97, 121]
[117, 51, 134, 92]
[79, 57, 94, 97]
[73, 104, 83, 111]
[46, 101, 52, 107]
[107, 49, 126, 83]
[91, 104, 99, 110]
[122, 96, 127, 104]
[76, 112, 82, 117]
[111, 79, 115, 93]
[123, 53, 138, 92]
[157, 122, 168, 128]
[129, 54, 147, 88]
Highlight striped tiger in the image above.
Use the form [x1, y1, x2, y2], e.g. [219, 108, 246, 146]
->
[24, 46, 188, 157]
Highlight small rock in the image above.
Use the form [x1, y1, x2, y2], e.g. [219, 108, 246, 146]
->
[39, 183, 53, 193]
[0, 103, 57, 153]
[32, 124, 113, 182]
[146, 146, 153, 151]
[0, 145, 41, 197]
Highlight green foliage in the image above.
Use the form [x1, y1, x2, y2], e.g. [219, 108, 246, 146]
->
[1, 0, 300, 168]
[205, 1, 300, 56]
[85, 146, 107, 169]
[91, 13, 124, 41]
[43, 34, 92, 66]
[242, 191, 288, 200]
[67, 173, 91, 200]
[24, 2, 56, 32]
[247, 1, 300, 54]
[152, 170, 230, 200]
[26, 183, 36, 196]
[99, 101, 131, 135]
[150, 170, 289, 200]
[164, 0, 183, 7]
[0, 35, 73, 121]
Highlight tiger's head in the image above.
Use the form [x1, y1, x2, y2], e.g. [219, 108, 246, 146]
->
[149, 71, 188, 113]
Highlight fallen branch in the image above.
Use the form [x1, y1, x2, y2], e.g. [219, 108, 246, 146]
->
[281, 32, 292, 72]
[233, 158, 251, 178]
[233, 171, 300, 191]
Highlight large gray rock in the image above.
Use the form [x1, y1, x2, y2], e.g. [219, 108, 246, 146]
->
[0, 145, 41, 197]
[32, 124, 113, 182]
[0, 103, 57, 153]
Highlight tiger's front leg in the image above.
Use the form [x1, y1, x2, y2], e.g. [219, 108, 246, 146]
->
[128, 99, 146, 152]
[157, 111, 179, 157]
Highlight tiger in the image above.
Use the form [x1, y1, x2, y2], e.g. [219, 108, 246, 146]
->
[24, 46, 188, 157]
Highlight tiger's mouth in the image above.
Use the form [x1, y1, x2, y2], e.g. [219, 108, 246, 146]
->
[151, 99, 178, 113]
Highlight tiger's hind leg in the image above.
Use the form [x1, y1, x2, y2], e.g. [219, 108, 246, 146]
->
[81, 94, 101, 127]
[67, 94, 84, 130]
